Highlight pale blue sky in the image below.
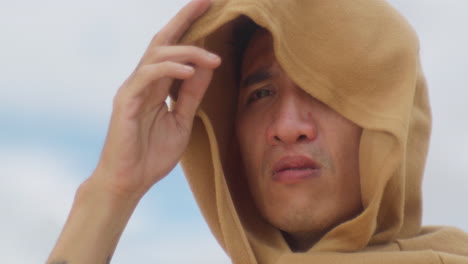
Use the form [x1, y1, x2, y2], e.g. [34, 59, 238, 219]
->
[1, 0, 467, 263]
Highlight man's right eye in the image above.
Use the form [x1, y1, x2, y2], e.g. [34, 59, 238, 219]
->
[246, 87, 274, 105]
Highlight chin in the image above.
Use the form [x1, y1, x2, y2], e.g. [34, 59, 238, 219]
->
[256, 195, 325, 232]
[258, 194, 362, 237]
[268, 209, 329, 234]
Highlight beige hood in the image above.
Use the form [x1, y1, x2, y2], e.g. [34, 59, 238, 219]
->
[175, 0, 468, 263]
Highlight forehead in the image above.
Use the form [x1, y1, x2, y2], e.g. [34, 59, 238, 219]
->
[241, 29, 275, 78]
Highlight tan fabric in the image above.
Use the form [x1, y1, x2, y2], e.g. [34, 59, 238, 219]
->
[175, 0, 468, 263]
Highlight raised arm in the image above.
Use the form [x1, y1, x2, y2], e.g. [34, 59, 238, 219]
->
[47, 1, 220, 262]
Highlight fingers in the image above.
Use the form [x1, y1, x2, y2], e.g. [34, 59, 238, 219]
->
[127, 62, 195, 97]
[173, 66, 214, 123]
[140, 45, 220, 69]
[151, 0, 211, 46]
[128, 47, 220, 96]
[117, 0, 217, 120]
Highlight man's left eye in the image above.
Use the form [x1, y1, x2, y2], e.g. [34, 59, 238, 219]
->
[247, 88, 274, 105]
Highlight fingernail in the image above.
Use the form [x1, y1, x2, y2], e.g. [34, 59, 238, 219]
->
[207, 52, 220, 61]
[181, 65, 194, 73]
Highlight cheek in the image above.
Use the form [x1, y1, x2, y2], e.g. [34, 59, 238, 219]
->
[331, 118, 362, 181]
[338, 121, 362, 161]
[318, 110, 362, 172]
[236, 114, 266, 175]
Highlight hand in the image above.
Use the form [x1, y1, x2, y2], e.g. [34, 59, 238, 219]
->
[92, 0, 220, 199]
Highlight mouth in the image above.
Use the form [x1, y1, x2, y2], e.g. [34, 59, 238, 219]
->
[272, 155, 321, 184]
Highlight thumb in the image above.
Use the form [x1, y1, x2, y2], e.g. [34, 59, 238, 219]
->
[173, 66, 214, 126]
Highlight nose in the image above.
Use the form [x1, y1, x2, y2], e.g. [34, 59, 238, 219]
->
[266, 91, 317, 145]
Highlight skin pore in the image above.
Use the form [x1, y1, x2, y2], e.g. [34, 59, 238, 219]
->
[235, 29, 364, 252]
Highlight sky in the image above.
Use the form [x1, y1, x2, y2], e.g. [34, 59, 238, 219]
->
[0, 0, 467, 263]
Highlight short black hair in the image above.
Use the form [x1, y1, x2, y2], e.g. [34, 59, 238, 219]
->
[229, 17, 260, 88]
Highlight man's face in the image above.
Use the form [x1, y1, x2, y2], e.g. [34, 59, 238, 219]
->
[235, 29, 363, 237]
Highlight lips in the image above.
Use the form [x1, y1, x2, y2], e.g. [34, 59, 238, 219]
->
[272, 155, 321, 184]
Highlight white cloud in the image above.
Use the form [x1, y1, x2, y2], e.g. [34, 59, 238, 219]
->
[386, 0, 468, 232]
[0, 0, 191, 124]
[0, 148, 80, 263]
[0, 147, 230, 264]
[114, 229, 230, 264]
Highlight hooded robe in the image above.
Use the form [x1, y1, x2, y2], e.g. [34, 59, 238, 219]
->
[173, 0, 468, 263]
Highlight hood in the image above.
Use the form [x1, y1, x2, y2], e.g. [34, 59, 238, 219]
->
[175, 0, 468, 263]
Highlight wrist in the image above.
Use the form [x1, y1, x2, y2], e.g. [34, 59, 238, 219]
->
[48, 173, 142, 263]
[87, 165, 147, 203]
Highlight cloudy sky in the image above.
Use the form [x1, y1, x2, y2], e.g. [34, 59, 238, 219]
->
[1, 0, 467, 263]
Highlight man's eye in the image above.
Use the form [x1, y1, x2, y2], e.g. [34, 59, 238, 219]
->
[247, 88, 274, 105]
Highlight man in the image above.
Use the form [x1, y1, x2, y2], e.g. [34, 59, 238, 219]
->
[48, 0, 468, 263]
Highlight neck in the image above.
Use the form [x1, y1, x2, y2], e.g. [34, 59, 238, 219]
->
[281, 230, 325, 252]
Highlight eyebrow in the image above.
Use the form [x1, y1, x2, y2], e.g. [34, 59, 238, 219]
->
[241, 68, 273, 89]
